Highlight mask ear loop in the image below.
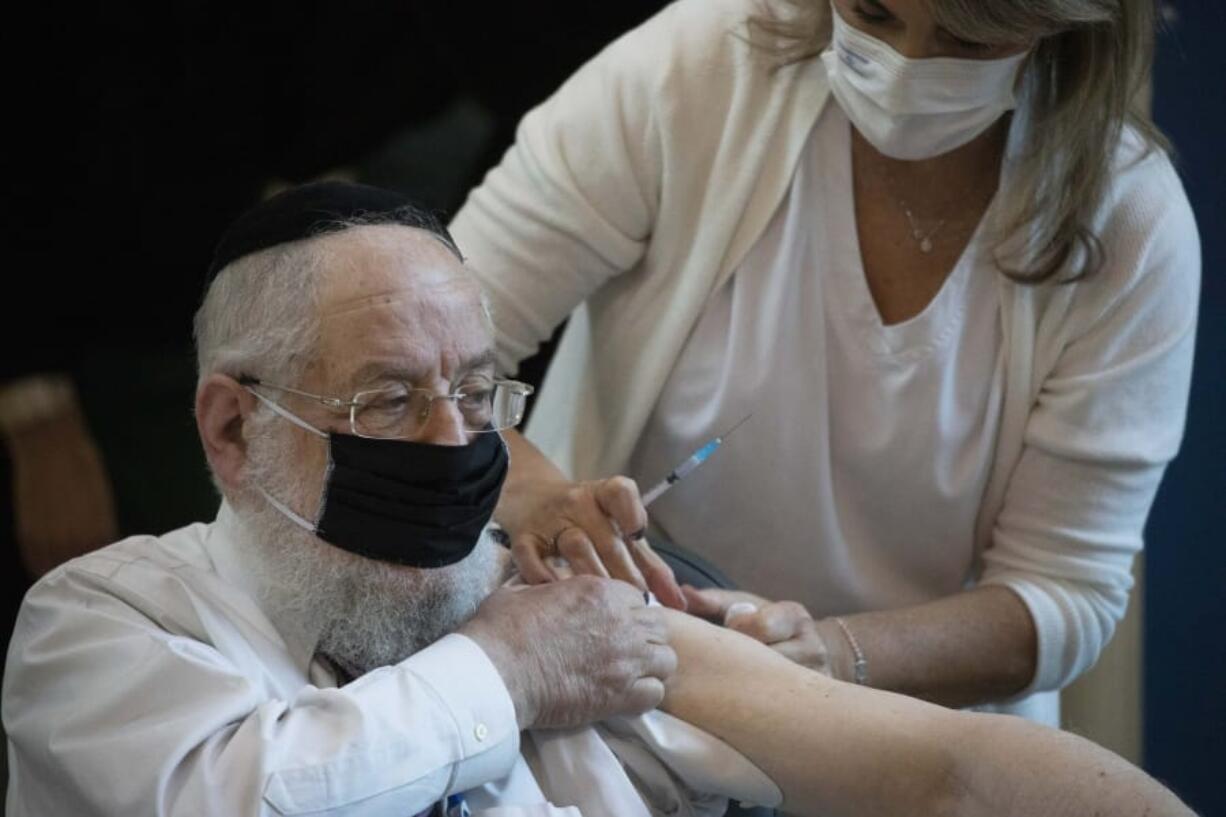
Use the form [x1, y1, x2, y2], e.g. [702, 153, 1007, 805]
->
[255, 485, 318, 534]
[246, 388, 329, 439]
[244, 387, 331, 533]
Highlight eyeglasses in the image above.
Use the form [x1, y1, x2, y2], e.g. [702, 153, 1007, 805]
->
[239, 375, 534, 439]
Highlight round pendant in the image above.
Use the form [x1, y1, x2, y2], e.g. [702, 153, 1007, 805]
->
[920, 237, 933, 253]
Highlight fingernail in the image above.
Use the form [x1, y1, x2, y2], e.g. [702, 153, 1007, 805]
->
[724, 602, 758, 626]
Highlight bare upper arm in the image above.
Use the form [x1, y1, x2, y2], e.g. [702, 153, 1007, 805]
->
[659, 610, 1193, 817]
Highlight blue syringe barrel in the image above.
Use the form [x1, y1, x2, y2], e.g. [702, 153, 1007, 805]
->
[638, 416, 749, 509]
[672, 438, 721, 481]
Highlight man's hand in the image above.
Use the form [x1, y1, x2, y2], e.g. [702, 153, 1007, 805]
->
[683, 586, 841, 678]
[499, 475, 687, 610]
[460, 576, 677, 729]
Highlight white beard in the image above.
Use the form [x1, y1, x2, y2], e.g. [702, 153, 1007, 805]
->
[234, 411, 509, 679]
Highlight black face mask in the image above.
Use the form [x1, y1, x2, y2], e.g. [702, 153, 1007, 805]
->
[316, 431, 508, 567]
[252, 398, 509, 568]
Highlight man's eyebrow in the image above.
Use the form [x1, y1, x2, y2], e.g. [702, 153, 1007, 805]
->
[463, 349, 498, 372]
[346, 350, 499, 391]
[346, 362, 419, 390]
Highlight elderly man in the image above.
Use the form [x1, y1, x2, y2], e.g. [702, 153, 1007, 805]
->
[2, 183, 711, 816]
[4, 183, 1191, 817]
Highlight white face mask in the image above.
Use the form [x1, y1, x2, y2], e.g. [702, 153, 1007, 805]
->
[820, 5, 1029, 160]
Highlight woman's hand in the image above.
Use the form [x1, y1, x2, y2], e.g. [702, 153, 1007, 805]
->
[500, 474, 687, 609]
[683, 586, 842, 678]
[494, 429, 685, 608]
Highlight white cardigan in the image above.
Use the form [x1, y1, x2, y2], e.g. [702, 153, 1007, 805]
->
[451, 0, 1200, 715]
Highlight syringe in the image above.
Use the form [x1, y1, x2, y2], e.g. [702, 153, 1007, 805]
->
[640, 414, 752, 507]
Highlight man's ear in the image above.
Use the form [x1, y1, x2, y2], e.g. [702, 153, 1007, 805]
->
[196, 375, 259, 494]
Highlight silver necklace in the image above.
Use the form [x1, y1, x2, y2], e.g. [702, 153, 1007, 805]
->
[900, 204, 946, 254]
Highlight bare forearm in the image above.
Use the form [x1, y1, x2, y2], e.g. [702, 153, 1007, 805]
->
[822, 585, 1036, 707]
[662, 611, 957, 817]
[662, 610, 1192, 817]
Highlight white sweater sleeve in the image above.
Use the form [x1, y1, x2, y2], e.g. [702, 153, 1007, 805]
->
[981, 153, 1201, 693]
[449, 2, 671, 374]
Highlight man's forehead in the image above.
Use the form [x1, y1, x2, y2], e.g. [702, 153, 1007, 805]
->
[319, 274, 482, 323]
[316, 224, 472, 304]
[310, 225, 492, 386]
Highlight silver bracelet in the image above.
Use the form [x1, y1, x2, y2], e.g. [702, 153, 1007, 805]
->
[833, 616, 869, 686]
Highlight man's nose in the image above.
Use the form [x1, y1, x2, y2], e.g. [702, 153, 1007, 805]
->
[417, 395, 469, 446]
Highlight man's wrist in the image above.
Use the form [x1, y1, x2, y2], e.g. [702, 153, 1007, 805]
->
[458, 624, 537, 729]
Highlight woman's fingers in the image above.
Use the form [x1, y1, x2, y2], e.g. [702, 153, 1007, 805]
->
[554, 527, 613, 579]
[681, 586, 770, 622]
[726, 601, 812, 644]
[631, 536, 687, 610]
[593, 476, 648, 542]
[511, 533, 559, 584]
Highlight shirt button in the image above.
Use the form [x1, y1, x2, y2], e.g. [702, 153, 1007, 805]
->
[474, 723, 489, 742]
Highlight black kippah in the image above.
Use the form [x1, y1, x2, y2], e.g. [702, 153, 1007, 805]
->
[206, 181, 459, 282]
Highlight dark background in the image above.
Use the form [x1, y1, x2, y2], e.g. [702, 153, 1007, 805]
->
[0, 0, 666, 646]
[2, 2, 1222, 813]
[1144, 3, 1226, 815]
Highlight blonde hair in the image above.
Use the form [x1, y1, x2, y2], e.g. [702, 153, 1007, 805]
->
[747, 0, 1169, 282]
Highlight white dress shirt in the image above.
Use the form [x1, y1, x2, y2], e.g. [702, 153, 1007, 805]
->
[3, 504, 780, 816]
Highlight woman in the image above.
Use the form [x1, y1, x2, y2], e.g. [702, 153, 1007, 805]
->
[450, 0, 1199, 722]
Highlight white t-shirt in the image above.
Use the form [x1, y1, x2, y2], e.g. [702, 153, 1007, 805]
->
[630, 103, 1006, 616]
